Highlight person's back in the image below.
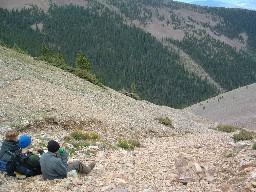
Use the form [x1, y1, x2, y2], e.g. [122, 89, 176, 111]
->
[40, 151, 68, 180]
[0, 130, 20, 176]
[40, 140, 95, 180]
[16, 134, 42, 177]
[0, 139, 19, 161]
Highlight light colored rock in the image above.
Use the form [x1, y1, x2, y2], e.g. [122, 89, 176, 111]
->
[251, 181, 256, 188]
[193, 163, 203, 173]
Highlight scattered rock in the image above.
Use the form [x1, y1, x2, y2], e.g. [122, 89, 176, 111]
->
[0, 45, 256, 191]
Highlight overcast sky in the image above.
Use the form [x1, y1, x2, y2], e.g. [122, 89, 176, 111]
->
[173, 0, 256, 10]
[174, 0, 249, 3]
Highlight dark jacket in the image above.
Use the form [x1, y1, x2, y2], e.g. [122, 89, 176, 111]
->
[0, 140, 20, 161]
[40, 150, 69, 180]
[16, 151, 42, 176]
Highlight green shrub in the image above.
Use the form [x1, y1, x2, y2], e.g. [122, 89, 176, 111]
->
[70, 130, 100, 141]
[0, 40, 7, 47]
[117, 138, 140, 150]
[233, 129, 256, 142]
[252, 143, 256, 150]
[119, 88, 141, 100]
[70, 141, 89, 148]
[215, 125, 239, 133]
[68, 148, 77, 156]
[74, 68, 103, 87]
[155, 116, 173, 127]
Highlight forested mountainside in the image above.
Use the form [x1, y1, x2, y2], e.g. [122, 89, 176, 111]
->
[0, 0, 256, 108]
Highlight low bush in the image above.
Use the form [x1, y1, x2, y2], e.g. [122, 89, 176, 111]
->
[214, 125, 239, 133]
[155, 116, 173, 127]
[119, 88, 141, 100]
[70, 141, 89, 148]
[117, 138, 140, 150]
[252, 143, 256, 150]
[233, 129, 256, 142]
[74, 68, 103, 87]
[70, 130, 100, 141]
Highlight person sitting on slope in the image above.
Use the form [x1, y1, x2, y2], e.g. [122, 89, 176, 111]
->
[16, 134, 42, 177]
[0, 130, 20, 176]
[40, 140, 95, 180]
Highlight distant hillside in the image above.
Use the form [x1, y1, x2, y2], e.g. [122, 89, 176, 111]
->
[0, 0, 256, 108]
[184, 83, 256, 130]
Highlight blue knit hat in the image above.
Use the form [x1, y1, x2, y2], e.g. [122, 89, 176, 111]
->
[19, 134, 32, 148]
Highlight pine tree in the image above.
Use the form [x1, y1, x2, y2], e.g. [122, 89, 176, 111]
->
[76, 51, 91, 71]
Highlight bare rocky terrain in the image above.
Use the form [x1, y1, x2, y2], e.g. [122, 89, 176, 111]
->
[1, 46, 256, 191]
[185, 83, 256, 131]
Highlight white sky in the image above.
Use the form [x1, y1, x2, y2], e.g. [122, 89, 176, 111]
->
[173, 0, 256, 10]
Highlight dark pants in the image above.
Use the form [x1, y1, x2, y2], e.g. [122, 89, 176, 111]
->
[68, 160, 92, 174]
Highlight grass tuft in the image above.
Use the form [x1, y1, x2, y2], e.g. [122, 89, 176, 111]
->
[214, 125, 240, 133]
[117, 138, 140, 150]
[233, 129, 256, 142]
[155, 116, 173, 127]
[70, 130, 100, 141]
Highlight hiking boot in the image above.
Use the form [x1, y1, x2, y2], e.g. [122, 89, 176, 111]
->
[77, 161, 96, 174]
[88, 162, 96, 170]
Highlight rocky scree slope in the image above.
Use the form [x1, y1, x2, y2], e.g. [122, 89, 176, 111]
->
[185, 83, 256, 131]
[1, 45, 256, 191]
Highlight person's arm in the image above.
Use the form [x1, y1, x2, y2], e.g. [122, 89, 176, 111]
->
[57, 150, 69, 169]
[27, 154, 40, 167]
[54, 158, 68, 177]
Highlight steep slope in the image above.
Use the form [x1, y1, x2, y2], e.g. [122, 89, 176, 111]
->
[0, 45, 197, 139]
[184, 83, 256, 130]
[1, 46, 256, 191]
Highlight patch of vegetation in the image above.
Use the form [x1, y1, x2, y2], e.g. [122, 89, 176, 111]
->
[70, 140, 89, 148]
[67, 130, 101, 156]
[10, 121, 23, 130]
[120, 88, 141, 100]
[70, 130, 100, 141]
[117, 138, 141, 150]
[214, 125, 240, 133]
[84, 149, 97, 156]
[252, 143, 256, 150]
[233, 129, 256, 142]
[68, 148, 77, 156]
[155, 116, 173, 128]
[120, 83, 141, 100]
[212, 125, 256, 142]
[39, 44, 103, 87]
[73, 68, 103, 87]
[0, 40, 7, 46]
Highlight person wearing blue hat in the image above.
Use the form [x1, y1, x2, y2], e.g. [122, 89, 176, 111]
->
[18, 134, 32, 149]
[16, 134, 43, 177]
